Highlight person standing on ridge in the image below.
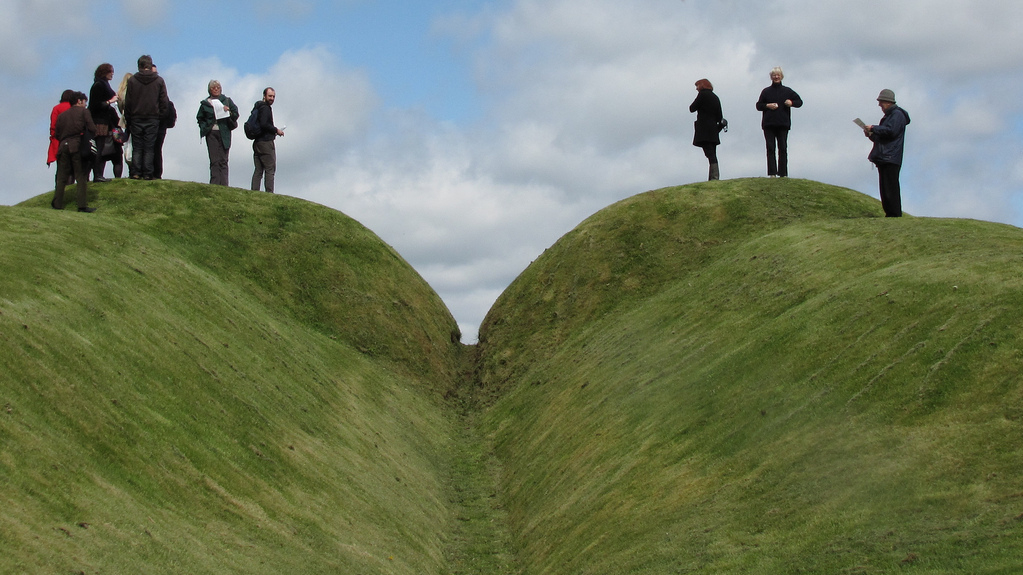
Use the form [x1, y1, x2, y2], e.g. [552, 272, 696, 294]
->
[88, 63, 121, 182]
[863, 89, 911, 218]
[52, 92, 98, 212]
[250, 87, 284, 193]
[690, 78, 724, 181]
[197, 80, 240, 186]
[151, 64, 176, 180]
[756, 66, 802, 178]
[123, 54, 169, 180]
[47, 89, 74, 170]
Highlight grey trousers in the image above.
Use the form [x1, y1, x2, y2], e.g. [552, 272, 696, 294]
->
[206, 131, 230, 186]
[251, 140, 276, 193]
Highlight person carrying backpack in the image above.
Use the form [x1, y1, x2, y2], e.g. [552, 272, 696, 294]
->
[249, 87, 284, 193]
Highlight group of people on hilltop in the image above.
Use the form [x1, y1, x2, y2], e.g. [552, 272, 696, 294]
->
[47, 54, 284, 212]
[688, 66, 911, 217]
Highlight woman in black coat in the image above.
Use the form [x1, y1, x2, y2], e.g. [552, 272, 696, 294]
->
[690, 78, 723, 180]
[88, 63, 122, 181]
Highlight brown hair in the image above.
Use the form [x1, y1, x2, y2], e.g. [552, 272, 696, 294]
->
[695, 78, 714, 91]
[94, 63, 113, 81]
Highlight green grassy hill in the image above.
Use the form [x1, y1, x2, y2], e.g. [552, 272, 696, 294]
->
[5, 178, 1023, 574]
[3, 181, 470, 574]
[477, 179, 1023, 573]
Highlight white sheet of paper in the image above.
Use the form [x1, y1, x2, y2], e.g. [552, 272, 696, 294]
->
[212, 99, 230, 120]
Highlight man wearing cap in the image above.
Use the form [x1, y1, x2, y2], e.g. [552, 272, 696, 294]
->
[863, 89, 911, 217]
[123, 54, 170, 180]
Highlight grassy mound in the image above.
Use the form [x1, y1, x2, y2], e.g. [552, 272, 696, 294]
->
[2, 182, 466, 574]
[7, 177, 1023, 574]
[476, 179, 1023, 573]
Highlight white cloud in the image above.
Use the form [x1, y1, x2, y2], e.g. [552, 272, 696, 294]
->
[6, 0, 1023, 342]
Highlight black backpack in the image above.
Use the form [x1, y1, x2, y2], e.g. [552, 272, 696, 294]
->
[243, 104, 261, 140]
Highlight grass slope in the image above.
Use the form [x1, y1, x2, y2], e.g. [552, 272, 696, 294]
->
[477, 179, 1023, 573]
[7, 177, 1023, 574]
[2, 182, 470, 574]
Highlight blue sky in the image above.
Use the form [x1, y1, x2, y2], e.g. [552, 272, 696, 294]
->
[6, 0, 1023, 341]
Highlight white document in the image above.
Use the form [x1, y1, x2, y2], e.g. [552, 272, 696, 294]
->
[211, 99, 230, 120]
[853, 118, 867, 128]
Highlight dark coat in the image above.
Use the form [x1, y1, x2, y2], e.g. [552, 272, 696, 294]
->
[756, 82, 803, 129]
[124, 69, 169, 121]
[869, 105, 911, 166]
[197, 94, 240, 150]
[253, 101, 278, 142]
[690, 89, 722, 146]
[54, 105, 97, 155]
[88, 79, 119, 127]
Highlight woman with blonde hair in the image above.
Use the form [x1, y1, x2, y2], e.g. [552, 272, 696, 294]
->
[755, 66, 802, 177]
[116, 72, 133, 178]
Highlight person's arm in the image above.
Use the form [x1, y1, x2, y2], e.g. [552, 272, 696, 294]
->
[869, 110, 906, 140]
[786, 89, 803, 109]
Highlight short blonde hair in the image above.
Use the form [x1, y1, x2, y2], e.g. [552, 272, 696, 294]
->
[770, 66, 784, 78]
[207, 80, 222, 95]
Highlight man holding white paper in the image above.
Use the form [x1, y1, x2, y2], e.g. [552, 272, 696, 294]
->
[862, 89, 911, 217]
[196, 80, 240, 186]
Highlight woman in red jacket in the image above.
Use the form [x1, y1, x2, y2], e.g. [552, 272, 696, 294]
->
[48, 89, 75, 167]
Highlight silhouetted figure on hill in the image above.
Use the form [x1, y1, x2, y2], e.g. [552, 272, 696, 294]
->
[53, 92, 98, 212]
[756, 66, 802, 177]
[863, 89, 910, 217]
[123, 55, 169, 180]
[690, 78, 724, 181]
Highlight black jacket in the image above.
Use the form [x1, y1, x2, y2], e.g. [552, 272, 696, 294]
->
[869, 105, 911, 166]
[88, 79, 118, 127]
[690, 89, 722, 146]
[253, 101, 278, 142]
[756, 82, 802, 129]
[124, 70, 169, 121]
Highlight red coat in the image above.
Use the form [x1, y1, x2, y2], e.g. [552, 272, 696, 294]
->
[47, 101, 71, 165]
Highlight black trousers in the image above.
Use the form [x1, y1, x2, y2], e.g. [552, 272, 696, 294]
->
[129, 118, 159, 179]
[877, 163, 902, 217]
[763, 127, 789, 176]
[54, 145, 89, 209]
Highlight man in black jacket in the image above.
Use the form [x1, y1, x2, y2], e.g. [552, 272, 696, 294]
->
[123, 55, 170, 180]
[864, 89, 911, 217]
[53, 92, 98, 212]
[756, 66, 802, 177]
[250, 87, 284, 193]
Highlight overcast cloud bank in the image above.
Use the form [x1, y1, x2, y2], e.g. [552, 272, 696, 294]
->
[5, 0, 1022, 341]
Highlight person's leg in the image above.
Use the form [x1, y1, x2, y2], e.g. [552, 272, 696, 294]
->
[54, 147, 71, 208]
[878, 164, 903, 217]
[776, 128, 790, 177]
[206, 133, 229, 186]
[134, 119, 158, 180]
[153, 128, 167, 179]
[703, 145, 719, 180]
[92, 135, 108, 181]
[764, 129, 778, 176]
[72, 153, 90, 209]
[251, 142, 264, 191]
[111, 148, 123, 178]
[263, 142, 276, 193]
